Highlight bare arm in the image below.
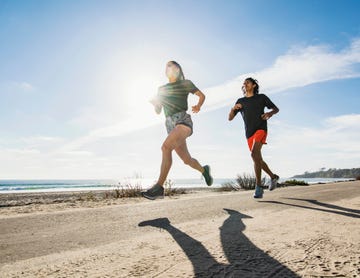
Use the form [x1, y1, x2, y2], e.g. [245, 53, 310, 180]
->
[192, 90, 205, 113]
[261, 106, 279, 120]
[228, 103, 242, 121]
[149, 97, 162, 114]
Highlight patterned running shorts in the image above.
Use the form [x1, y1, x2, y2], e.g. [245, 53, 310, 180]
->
[165, 111, 193, 136]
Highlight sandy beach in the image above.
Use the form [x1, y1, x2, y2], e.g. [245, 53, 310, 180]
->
[0, 181, 359, 277]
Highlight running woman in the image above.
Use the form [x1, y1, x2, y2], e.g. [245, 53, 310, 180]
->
[228, 77, 279, 198]
[142, 61, 213, 200]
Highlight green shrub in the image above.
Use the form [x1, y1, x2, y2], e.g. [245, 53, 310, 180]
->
[220, 174, 265, 191]
[284, 179, 309, 186]
[236, 173, 265, 190]
[164, 179, 186, 196]
[102, 180, 188, 199]
[86, 191, 97, 201]
[217, 181, 238, 192]
[111, 182, 143, 198]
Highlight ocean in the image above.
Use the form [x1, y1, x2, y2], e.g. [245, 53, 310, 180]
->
[0, 177, 354, 194]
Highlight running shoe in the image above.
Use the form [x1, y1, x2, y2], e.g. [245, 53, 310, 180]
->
[253, 185, 264, 199]
[141, 184, 164, 200]
[269, 174, 279, 191]
[202, 165, 213, 186]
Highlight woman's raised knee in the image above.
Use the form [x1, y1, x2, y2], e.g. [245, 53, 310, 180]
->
[161, 142, 173, 153]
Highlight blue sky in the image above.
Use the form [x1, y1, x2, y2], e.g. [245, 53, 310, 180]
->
[0, 0, 359, 180]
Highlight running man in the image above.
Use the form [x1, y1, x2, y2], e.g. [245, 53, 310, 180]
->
[228, 77, 279, 198]
[142, 61, 213, 200]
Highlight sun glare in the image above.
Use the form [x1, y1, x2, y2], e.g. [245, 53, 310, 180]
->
[95, 49, 168, 131]
[122, 74, 162, 126]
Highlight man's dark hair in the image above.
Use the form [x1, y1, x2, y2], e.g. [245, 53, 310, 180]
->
[243, 77, 259, 94]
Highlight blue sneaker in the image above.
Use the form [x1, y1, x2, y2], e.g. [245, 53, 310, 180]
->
[253, 185, 264, 199]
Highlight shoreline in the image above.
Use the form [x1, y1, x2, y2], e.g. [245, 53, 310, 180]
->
[0, 179, 356, 208]
[0, 180, 356, 218]
[0, 187, 222, 216]
[0, 186, 217, 202]
[0, 177, 354, 195]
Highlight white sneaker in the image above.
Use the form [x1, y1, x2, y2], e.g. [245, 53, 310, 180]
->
[269, 174, 279, 191]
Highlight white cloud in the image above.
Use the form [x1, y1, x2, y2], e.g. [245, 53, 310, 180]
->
[59, 116, 163, 152]
[192, 113, 360, 178]
[16, 82, 35, 91]
[268, 114, 360, 176]
[204, 38, 360, 111]
[61, 38, 360, 152]
[0, 81, 35, 94]
[22, 136, 63, 144]
[0, 146, 108, 179]
[1, 114, 357, 179]
[6, 38, 355, 179]
[1, 148, 41, 155]
[324, 114, 360, 130]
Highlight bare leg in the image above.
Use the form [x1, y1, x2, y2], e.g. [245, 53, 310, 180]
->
[251, 142, 264, 186]
[252, 142, 276, 185]
[261, 161, 276, 179]
[175, 141, 204, 173]
[156, 125, 191, 186]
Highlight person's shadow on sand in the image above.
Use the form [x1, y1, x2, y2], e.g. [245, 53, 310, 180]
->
[139, 209, 299, 277]
[259, 198, 360, 219]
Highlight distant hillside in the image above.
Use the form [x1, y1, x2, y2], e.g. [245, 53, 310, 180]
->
[293, 168, 360, 179]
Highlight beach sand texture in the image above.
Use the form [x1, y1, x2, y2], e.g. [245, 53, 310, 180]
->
[1, 181, 359, 277]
